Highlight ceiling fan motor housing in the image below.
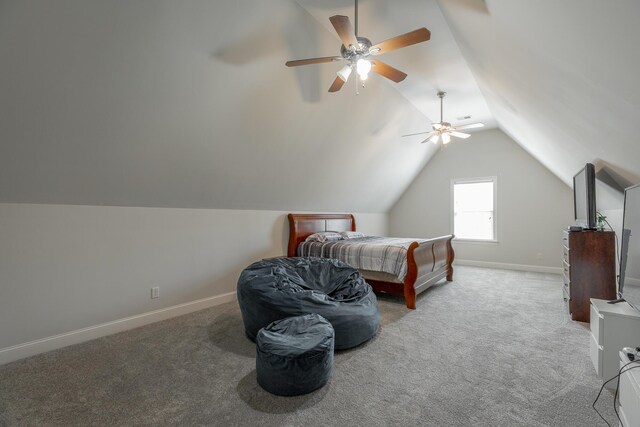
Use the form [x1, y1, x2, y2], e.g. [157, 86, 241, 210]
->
[341, 36, 372, 60]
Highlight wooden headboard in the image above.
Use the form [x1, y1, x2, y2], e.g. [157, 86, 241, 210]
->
[287, 213, 356, 257]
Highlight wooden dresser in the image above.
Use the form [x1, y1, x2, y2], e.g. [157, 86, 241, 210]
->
[562, 230, 616, 322]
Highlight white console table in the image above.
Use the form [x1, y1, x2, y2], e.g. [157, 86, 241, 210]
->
[618, 351, 640, 427]
[589, 298, 640, 390]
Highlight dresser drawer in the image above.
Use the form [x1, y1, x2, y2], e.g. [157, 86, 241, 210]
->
[590, 333, 603, 378]
[562, 260, 570, 301]
[590, 303, 604, 345]
[618, 404, 631, 427]
[562, 286, 570, 314]
[619, 358, 640, 425]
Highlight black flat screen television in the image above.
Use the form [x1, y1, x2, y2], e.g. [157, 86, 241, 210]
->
[619, 183, 640, 312]
[573, 163, 596, 229]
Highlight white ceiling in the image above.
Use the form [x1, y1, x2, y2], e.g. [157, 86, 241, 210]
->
[1, 0, 639, 213]
[0, 0, 441, 212]
[437, 0, 640, 188]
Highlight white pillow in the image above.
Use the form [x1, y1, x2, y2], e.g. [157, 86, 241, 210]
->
[305, 232, 343, 243]
[340, 231, 366, 239]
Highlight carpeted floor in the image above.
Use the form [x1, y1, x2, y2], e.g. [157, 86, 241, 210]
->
[0, 266, 624, 426]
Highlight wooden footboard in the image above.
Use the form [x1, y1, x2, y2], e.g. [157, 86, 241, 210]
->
[367, 235, 454, 309]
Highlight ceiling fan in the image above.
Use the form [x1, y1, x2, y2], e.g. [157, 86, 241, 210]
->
[285, 0, 431, 93]
[403, 91, 485, 145]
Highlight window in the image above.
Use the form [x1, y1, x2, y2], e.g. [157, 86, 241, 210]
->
[452, 177, 497, 242]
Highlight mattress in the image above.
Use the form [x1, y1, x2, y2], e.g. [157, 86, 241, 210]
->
[297, 236, 426, 282]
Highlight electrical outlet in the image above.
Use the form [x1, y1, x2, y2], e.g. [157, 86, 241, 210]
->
[151, 286, 159, 299]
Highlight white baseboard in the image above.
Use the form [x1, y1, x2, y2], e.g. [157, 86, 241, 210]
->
[625, 277, 640, 287]
[454, 259, 563, 275]
[0, 291, 237, 366]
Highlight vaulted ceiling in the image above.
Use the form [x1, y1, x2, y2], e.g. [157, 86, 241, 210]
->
[1, 0, 638, 213]
[436, 0, 640, 189]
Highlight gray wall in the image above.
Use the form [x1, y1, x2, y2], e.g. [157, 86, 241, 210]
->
[0, 203, 387, 353]
[389, 129, 573, 269]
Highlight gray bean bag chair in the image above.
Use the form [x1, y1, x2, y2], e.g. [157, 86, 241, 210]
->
[256, 313, 334, 396]
[237, 257, 380, 350]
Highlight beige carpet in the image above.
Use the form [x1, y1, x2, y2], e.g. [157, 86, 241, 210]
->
[0, 266, 620, 426]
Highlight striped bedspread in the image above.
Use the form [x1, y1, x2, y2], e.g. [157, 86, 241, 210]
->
[297, 236, 426, 282]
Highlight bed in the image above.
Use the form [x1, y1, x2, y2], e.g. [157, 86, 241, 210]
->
[287, 213, 455, 309]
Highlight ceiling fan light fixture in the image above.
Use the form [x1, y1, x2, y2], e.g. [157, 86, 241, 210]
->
[429, 134, 440, 144]
[442, 133, 451, 144]
[337, 64, 352, 82]
[356, 58, 372, 76]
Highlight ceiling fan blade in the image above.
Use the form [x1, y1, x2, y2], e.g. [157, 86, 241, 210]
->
[370, 60, 407, 83]
[402, 130, 433, 138]
[285, 56, 343, 67]
[328, 75, 346, 92]
[453, 122, 485, 131]
[370, 28, 431, 55]
[329, 15, 359, 50]
[450, 131, 471, 139]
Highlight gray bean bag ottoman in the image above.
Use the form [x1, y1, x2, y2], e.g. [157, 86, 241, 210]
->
[256, 314, 334, 396]
[237, 257, 380, 350]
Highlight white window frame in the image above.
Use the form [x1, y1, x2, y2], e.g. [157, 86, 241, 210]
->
[450, 176, 498, 243]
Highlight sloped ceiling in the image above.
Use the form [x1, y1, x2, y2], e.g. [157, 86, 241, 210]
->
[436, 0, 640, 191]
[3, 0, 637, 214]
[0, 0, 456, 213]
